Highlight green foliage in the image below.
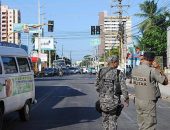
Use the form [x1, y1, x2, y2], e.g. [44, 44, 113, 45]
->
[31, 33, 38, 43]
[135, 0, 170, 56]
[100, 48, 119, 62]
[140, 26, 167, 55]
[80, 55, 93, 67]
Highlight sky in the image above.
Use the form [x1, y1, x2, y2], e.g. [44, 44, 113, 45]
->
[1, 0, 170, 62]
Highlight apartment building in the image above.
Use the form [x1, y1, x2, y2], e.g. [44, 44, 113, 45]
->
[0, 5, 21, 44]
[98, 11, 132, 56]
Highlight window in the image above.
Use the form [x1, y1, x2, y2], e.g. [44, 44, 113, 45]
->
[17, 58, 30, 73]
[28, 58, 33, 70]
[0, 61, 2, 74]
[2, 57, 18, 74]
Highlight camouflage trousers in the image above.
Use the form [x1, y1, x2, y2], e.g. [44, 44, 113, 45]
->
[135, 98, 157, 130]
[102, 112, 118, 130]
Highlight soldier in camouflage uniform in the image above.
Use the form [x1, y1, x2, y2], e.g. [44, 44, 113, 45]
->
[96, 55, 129, 130]
[132, 52, 168, 130]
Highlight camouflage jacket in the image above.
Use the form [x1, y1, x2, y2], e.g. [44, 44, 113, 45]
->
[95, 67, 129, 101]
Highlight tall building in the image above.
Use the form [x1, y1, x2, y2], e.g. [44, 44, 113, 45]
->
[98, 11, 132, 56]
[0, 5, 21, 44]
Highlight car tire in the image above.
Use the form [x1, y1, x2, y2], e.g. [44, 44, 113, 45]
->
[19, 100, 31, 121]
[0, 108, 3, 130]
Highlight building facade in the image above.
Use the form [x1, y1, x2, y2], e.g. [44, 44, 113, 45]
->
[98, 11, 132, 57]
[0, 5, 21, 44]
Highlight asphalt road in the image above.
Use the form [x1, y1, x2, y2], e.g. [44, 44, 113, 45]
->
[2, 74, 170, 130]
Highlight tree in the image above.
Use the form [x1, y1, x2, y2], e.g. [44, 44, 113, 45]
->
[135, 0, 170, 66]
[99, 48, 119, 62]
[63, 57, 71, 65]
[140, 26, 167, 55]
[80, 55, 93, 67]
[31, 33, 38, 44]
[135, 0, 167, 33]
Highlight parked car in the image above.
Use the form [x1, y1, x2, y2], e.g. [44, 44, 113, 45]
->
[82, 67, 88, 74]
[62, 67, 70, 75]
[53, 68, 59, 76]
[88, 67, 97, 74]
[74, 67, 81, 74]
[68, 67, 80, 74]
[44, 68, 55, 77]
[68, 67, 76, 74]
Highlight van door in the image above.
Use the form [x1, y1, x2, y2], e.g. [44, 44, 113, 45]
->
[16, 57, 35, 108]
[0, 58, 6, 99]
[1, 56, 20, 113]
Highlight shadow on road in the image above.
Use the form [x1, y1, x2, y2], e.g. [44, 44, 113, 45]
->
[3, 85, 101, 130]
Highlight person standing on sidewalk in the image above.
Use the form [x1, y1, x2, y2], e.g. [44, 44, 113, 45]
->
[95, 55, 129, 130]
[132, 52, 168, 130]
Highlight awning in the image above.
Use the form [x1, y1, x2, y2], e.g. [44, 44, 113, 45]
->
[31, 57, 38, 63]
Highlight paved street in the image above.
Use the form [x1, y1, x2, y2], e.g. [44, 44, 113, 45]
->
[2, 74, 170, 130]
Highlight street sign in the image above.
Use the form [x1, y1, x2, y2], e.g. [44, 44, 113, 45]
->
[34, 37, 54, 50]
[29, 29, 42, 34]
[39, 53, 47, 62]
[13, 23, 42, 34]
[90, 39, 101, 46]
[13, 23, 25, 32]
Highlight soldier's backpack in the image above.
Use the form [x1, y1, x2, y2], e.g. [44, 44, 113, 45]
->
[98, 68, 123, 114]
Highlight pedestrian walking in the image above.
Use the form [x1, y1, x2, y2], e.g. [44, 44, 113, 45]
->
[132, 52, 168, 130]
[95, 55, 129, 130]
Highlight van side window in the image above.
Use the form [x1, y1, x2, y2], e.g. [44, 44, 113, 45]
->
[28, 58, 33, 70]
[17, 57, 30, 73]
[0, 61, 2, 74]
[2, 57, 18, 74]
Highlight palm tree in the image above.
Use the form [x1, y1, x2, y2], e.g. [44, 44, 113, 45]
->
[135, 0, 167, 33]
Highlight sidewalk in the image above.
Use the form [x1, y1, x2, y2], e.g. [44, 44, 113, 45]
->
[126, 78, 170, 98]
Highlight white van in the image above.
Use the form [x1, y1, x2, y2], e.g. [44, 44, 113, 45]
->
[0, 44, 36, 128]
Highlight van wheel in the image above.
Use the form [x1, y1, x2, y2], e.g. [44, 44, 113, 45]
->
[19, 100, 31, 121]
[0, 108, 3, 130]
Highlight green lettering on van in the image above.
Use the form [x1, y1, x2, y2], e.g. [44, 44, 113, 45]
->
[11, 75, 34, 96]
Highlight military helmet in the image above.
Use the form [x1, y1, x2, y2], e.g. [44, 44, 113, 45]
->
[107, 55, 119, 63]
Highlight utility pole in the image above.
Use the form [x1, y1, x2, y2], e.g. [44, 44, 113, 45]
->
[70, 51, 72, 66]
[111, 0, 129, 69]
[62, 45, 64, 59]
[38, 0, 41, 71]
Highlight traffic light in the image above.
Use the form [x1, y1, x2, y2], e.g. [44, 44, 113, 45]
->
[91, 26, 96, 35]
[96, 26, 100, 35]
[48, 20, 54, 32]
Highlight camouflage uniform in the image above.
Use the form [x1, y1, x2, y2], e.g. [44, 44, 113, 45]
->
[132, 62, 167, 130]
[96, 67, 129, 130]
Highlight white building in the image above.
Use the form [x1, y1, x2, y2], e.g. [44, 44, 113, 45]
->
[98, 11, 132, 56]
[0, 5, 21, 44]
